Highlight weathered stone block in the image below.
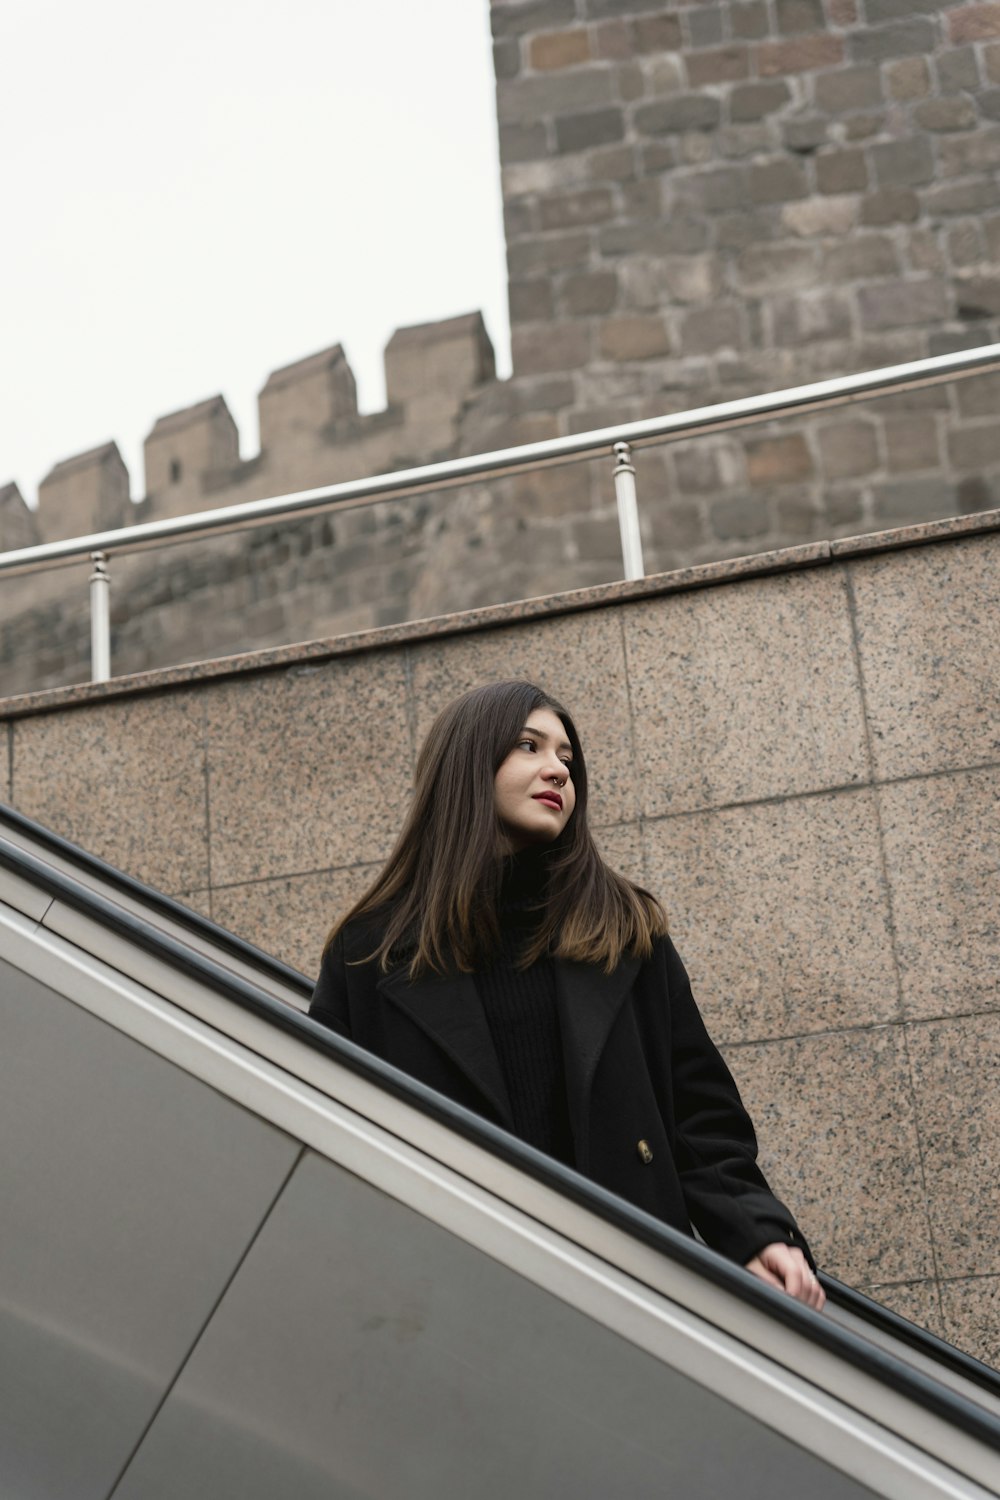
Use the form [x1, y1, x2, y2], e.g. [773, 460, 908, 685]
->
[538, 185, 614, 229]
[686, 6, 725, 47]
[948, 423, 1000, 467]
[782, 195, 858, 236]
[746, 432, 814, 484]
[829, 0, 859, 22]
[633, 13, 683, 52]
[883, 415, 942, 472]
[679, 303, 746, 353]
[678, 164, 750, 211]
[598, 316, 671, 362]
[817, 421, 879, 479]
[822, 234, 899, 281]
[529, 27, 591, 71]
[729, 80, 792, 122]
[937, 125, 1000, 174]
[858, 278, 949, 329]
[512, 323, 591, 375]
[884, 56, 931, 101]
[720, 123, 775, 159]
[776, 0, 825, 33]
[757, 35, 845, 75]
[870, 475, 955, 521]
[708, 493, 771, 540]
[493, 38, 521, 81]
[497, 68, 613, 125]
[737, 241, 817, 290]
[686, 46, 751, 86]
[872, 135, 935, 187]
[555, 107, 625, 153]
[860, 187, 919, 224]
[949, 3, 1000, 43]
[783, 116, 829, 152]
[955, 370, 1000, 417]
[749, 157, 809, 203]
[923, 178, 1000, 215]
[936, 44, 981, 91]
[146, 395, 240, 515]
[509, 278, 555, 323]
[773, 291, 853, 344]
[587, 144, 636, 183]
[508, 232, 590, 276]
[814, 64, 883, 111]
[816, 147, 868, 193]
[850, 19, 937, 62]
[914, 97, 978, 132]
[499, 121, 549, 163]
[560, 270, 619, 315]
[599, 218, 709, 256]
[634, 95, 721, 135]
[492, 0, 576, 39]
[987, 41, 1000, 81]
[955, 274, 1000, 318]
[731, 1, 770, 40]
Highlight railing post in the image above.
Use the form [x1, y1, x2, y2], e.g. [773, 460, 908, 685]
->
[89, 551, 111, 683]
[612, 441, 645, 581]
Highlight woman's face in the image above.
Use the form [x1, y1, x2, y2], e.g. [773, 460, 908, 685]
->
[494, 707, 577, 852]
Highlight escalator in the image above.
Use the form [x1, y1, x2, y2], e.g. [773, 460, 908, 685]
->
[1, 805, 998, 1499]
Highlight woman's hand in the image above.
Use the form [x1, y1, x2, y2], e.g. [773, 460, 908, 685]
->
[744, 1243, 826, 1310]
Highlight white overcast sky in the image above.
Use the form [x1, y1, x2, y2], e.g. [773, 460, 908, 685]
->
[1, 0, 510, 508]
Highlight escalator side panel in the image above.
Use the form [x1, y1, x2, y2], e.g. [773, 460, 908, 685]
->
[0, 957, 300, 1500]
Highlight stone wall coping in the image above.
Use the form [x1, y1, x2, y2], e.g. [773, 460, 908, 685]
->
[2, 506, 997, 723]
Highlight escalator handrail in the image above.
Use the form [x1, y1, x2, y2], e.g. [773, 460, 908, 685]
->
[3, 830, 1000, 1460]
[822, 1273, 1000, 1404]
[0, 802, 311, 997]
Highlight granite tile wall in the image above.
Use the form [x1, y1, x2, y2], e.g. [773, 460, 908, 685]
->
[2, 520, 997, 1366]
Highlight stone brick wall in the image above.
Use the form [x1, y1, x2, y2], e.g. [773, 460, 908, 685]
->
[3, 511, 998, 1364]
[4, 0, 1000, 697]
[496, 0, 1000, 549]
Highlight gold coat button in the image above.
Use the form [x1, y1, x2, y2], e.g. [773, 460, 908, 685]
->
[637, 1139, 653, 1164]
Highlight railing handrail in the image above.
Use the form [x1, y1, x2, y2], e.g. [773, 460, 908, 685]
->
[3, 342, 1000, 580]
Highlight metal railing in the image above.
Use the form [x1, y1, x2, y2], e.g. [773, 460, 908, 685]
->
[3, 342, 1000, 684]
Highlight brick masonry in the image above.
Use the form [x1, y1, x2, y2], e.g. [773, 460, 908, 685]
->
[4, 1, 1000, 698]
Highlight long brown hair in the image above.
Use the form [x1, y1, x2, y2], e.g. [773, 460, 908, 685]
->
[325, 679, 668, 977]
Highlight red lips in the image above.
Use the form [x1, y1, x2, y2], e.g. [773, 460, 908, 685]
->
[533, 792, 563, 810]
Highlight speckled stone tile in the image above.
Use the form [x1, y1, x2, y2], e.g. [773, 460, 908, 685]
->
[879, 769, 1000, 1019]
[939, 1276, 1000, 1371]
[907, 1016, 1000, 1279]
[861, 1279, 944, 1340]
[591, 821, 646, 885]
[408, 607, 638, 825]
[643, 789, 898, 1045]
[623, 566, 869, 817]
[206, 652, 411, 887]
[10, 691, 209, 892]
[726, 1027, 933, 1286]
[848, 534, 1000, 781]
[0, 723, 9, 803]
[212, 864, 381, 978]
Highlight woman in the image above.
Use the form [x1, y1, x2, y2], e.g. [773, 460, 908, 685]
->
[310, 679, 824, 1309]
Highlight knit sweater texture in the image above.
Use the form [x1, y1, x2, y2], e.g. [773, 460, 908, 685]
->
[473, 843, 575, 1165]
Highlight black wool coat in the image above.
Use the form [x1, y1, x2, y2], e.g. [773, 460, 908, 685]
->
[310, 914, 813, 1269]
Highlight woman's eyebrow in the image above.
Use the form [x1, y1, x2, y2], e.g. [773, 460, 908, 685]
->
[522, 724, 573, 754]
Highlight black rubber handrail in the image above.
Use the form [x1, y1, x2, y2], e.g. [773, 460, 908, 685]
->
[0, 802, 311, 996]
[2, 829, 999, 1458]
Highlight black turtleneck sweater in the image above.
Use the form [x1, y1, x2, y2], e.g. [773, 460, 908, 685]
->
[473, 844, 575, 1166]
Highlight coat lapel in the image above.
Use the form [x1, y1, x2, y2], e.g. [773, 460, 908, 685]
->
[376, 962, 515, 1131]
[553, 951, 642, 1167]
